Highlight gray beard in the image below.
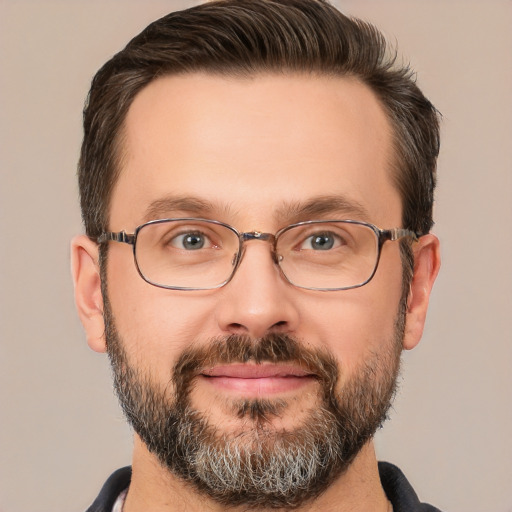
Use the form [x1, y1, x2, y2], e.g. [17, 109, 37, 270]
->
[104, 298, 404, 510]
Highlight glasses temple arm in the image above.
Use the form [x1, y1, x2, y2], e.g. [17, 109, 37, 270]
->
[387, 228, 420, 242]
[97, 231, 136, 245]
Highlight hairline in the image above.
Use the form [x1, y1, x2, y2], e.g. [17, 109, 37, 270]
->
[105, 68, 404, 234]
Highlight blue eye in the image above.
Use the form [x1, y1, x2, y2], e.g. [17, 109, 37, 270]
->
[300, 232, 340, 250]
[172, 232, 207, 250]
[309, 234, 334, 250]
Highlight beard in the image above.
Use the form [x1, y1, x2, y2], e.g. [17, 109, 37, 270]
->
[103, 296, 404, 510]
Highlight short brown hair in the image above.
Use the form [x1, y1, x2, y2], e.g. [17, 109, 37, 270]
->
[79, 0, 440, 240]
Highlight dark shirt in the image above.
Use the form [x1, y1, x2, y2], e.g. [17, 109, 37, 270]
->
[86, 462, 442, 511]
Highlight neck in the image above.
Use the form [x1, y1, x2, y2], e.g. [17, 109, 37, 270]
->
[123, 436, 390, 512]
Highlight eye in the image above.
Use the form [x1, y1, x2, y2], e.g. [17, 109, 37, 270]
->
[170, 231, 210, 250]
[300, 232, 342, 251]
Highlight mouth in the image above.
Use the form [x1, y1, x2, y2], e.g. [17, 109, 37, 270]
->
[200, 364, 317, 396]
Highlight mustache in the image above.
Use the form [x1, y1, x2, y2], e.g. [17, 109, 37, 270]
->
[172, 333, 339, 397]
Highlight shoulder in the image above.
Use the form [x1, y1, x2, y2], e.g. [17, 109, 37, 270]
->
[378, 461, 443, 512]
[85, 467, 132, 512]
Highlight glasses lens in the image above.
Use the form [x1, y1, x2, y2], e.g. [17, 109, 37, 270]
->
[276, 221, 379, 290]
[134, 220, 240, 289]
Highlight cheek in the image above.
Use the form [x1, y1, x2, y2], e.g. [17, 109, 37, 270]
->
[105, 246, 219, 370]
[298, 260, 403, 378]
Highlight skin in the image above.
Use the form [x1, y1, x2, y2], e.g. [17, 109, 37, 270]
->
[72, 73, 440, 512]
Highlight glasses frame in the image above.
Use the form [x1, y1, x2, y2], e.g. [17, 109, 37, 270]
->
[97, 218, 419, 291]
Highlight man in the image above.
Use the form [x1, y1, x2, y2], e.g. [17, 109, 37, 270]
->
[71, 0, 441, 510]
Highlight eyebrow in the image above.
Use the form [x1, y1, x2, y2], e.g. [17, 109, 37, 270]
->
[275, 195, 371, 224]
[142, 193, 371, 225]
[143, 195, 222, 222]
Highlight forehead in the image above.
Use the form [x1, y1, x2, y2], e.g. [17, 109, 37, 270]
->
[110, 72, 400, 229]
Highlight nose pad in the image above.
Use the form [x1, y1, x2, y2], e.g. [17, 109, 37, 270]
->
[231, 244, 247, 271]
[270, 249, 280, 265]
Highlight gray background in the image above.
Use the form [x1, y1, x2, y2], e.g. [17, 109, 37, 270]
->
[1, 1, 511, 511]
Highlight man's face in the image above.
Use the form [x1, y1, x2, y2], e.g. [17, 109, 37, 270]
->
[103, 73, 407, 505]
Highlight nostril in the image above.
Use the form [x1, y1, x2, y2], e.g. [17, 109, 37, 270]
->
[227, 322, 247, 334]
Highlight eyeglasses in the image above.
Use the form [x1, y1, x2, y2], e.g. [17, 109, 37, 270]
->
[97, 218, 418, 291]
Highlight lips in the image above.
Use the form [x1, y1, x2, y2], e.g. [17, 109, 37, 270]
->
[200, 364, 317, 395]
[203, 364, 314, 379]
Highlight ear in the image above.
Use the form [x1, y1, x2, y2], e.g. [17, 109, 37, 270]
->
[70, 235, 106, 353]
[403, 234, 441, 350]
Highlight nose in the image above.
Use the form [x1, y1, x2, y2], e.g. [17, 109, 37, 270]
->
[214, 240, 300, 339]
